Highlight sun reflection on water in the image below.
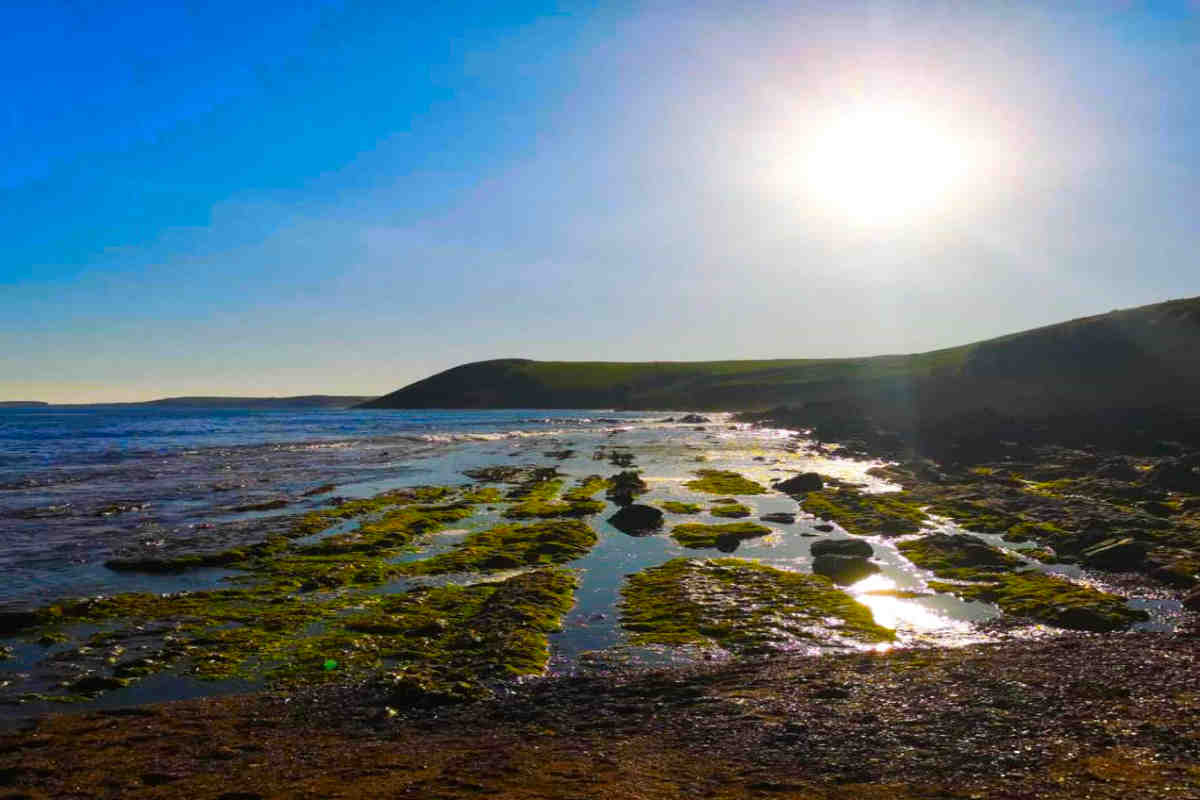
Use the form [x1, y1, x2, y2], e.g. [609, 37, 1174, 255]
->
[846, 573, 970, 635]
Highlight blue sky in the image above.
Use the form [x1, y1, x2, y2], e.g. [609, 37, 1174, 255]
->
[3, 1, 1199, 402]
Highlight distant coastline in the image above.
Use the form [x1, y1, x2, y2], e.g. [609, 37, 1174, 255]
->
[0, 396, 375, 410]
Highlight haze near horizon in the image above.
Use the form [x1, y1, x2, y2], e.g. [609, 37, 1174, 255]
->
[3, 1, 1199, 403]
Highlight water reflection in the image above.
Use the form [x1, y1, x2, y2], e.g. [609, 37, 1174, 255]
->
[846, 573, 973, 636]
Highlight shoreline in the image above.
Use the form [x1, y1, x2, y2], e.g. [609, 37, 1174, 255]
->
[2, 405, 1199, 797]
[2, 631, 1197, 798]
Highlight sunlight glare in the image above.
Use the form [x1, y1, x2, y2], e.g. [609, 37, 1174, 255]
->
[803, 103, 970, 226]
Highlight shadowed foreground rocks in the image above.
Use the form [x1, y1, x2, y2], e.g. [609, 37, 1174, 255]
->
[1, 632, 1197, 799]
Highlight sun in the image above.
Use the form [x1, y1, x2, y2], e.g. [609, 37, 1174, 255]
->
[803, 103, 969, 226]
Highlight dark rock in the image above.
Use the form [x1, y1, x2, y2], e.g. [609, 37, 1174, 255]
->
[679, 414, 710, 423]
[714, 533, 745, 553]
[811, 539, 874, 558]
[1144, 547, 1199, 587]
[607, 504, 664, 536]
[1094, 458, 1140, 481]
[759, 513, 796, 524]
[813, 523, 834, 532]
[69, 675, 130, 695]
[608, 451, 636, 467]
[1183, 586, 1200, 611]
[606, 470, 648, 507]
[775, 473, 824, 494]
[142, 773, 180, 786]
[1138, 500, 1176, 517]
[0, 611, 38, 636]
[812, 554, 880, 585]
[1081, 537, 1149, 571]
[1147, 460, 1200, 493]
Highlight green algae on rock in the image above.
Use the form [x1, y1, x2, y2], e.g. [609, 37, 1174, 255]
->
[899, 533, 1147, 631]
[897, 532, 1023, 576]
[8, 482, 594, 702]
[17, 563, 580, 701]
[619, 557, 894, 653]
[660, 501, 702, 514]
[684, 470, 768, 495]
[710, 501, 752, 518]
[290, 486, 455, 539]
[924, 499, 1021, 534]
[928, 571, 1148, 632]
[300, 502, 474, 556]
[801, 488, 927, 537]
[1002, 520, 1069, 543]
[363, 568, 579, 702]
[400, 519, 596, 575]
[670, 521, 771, 550]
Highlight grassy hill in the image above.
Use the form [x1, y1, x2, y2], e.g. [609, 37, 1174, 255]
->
[361, 296, 1200, 422]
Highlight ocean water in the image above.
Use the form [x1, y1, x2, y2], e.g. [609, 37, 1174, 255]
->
[0, 406, 651, 610]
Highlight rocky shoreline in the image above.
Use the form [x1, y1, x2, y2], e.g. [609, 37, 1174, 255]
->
[1, 629, 1197, 798]
[3, 407, 1200, 798]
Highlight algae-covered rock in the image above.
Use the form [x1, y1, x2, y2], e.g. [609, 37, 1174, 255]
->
[812, 554, 880, 585]
[928, 571, 1148, 632]
[1145, 547, 1200, 587]
[775, 473, 824, 494]
[607, 505, 665, 536]
[759, 512, 796, 524]
[801, 489, 926, 537]
[710, 501, 751, 518]
[811, 539, 873, 559]
[671, 522, 771, 550]
[402, 519, 596, 575]
[898, 533, 1022, 574]
[684, 470, 768, 495]
[661, 501, 702, 514]
[619, 558, 893, 653]
[902, 536, 1146, 632]
[366, 568, 579, 704]
[69, 675, 131, 695]
[924, 499, 1020, 535]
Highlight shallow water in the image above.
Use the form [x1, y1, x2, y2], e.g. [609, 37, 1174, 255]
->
[0, 406, 1177, 713]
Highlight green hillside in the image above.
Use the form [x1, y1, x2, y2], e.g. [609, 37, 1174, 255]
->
[361, 296, 1200, 419]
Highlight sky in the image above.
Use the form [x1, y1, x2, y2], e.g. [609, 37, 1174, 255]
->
[2, 1, 1199, 402]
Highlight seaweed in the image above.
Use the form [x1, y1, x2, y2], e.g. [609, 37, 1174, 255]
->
[660, 501, 702, 514]
[710, 501, 752, 518]
[670, 522, 771, 550]
[800, 489, 927, 537]
[401, 519, 597, 575]
[619, 557, 893, 653]
[684, 470, 768, 495]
